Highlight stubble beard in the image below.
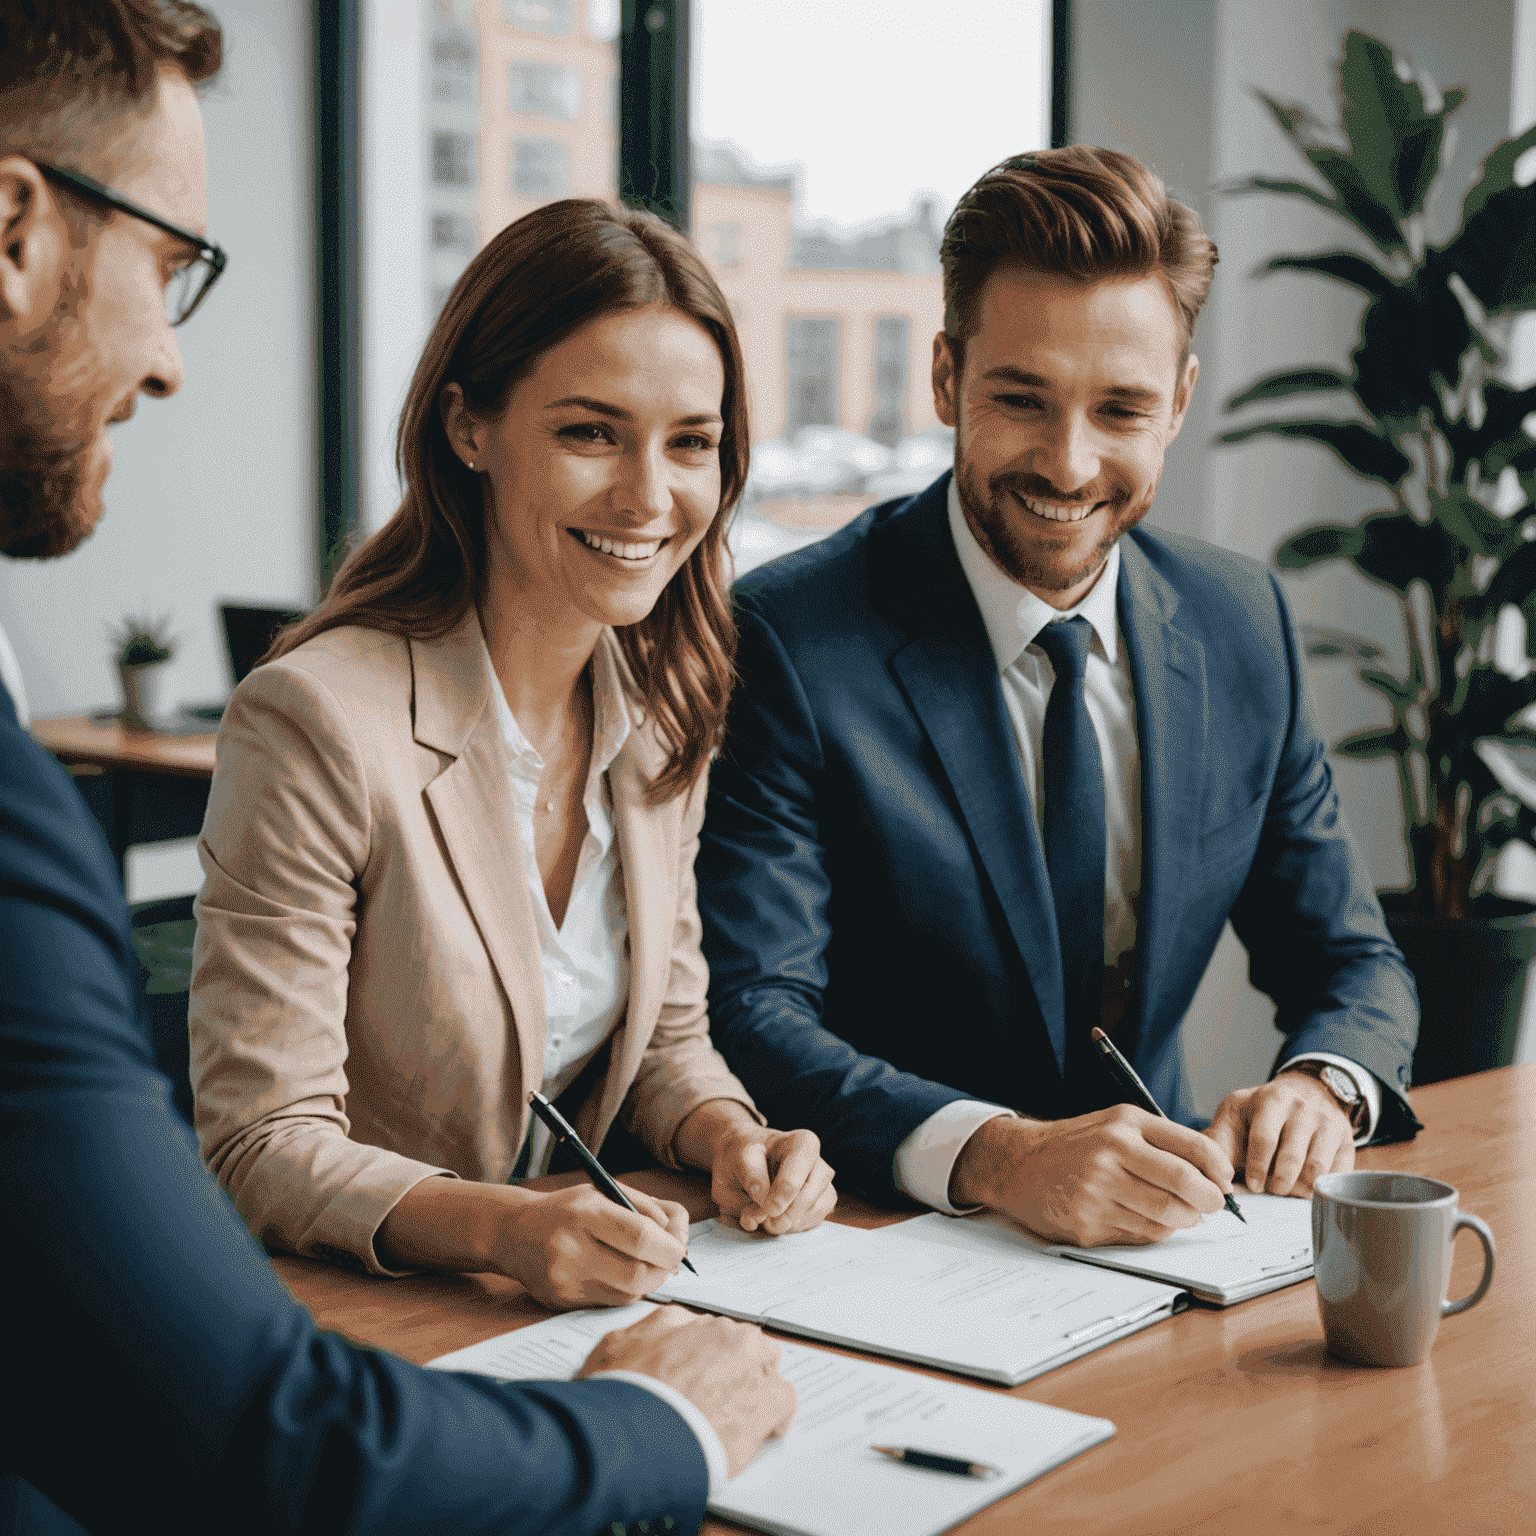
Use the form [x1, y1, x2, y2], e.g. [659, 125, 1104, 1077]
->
[953, 454, 1157, 597]
[0, 286, 110, 561]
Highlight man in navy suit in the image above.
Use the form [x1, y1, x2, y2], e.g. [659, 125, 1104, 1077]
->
[698, 147, 1419, 1248]
[1, 5, 793, 1533]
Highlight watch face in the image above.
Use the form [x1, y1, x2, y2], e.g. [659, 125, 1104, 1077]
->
[1320, 1065, 1360, 1104]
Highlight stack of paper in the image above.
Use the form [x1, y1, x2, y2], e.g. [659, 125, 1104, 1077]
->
[428, 1299, 1115, 1536]
[652, 1216, 1186, 1384]
[1045, 1189, 1314, 1304]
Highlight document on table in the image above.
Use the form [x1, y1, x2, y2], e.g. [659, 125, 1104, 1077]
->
[650, 1215, 1186, 1385]
[427, 1300, 1115, 1536]
[1046, 1189, 1314, 1304]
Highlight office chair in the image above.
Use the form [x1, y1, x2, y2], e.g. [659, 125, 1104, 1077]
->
[128, 894, 197, 1126]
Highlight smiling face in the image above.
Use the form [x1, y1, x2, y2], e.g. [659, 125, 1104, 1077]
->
[933, 266, 1198, 609]
[0, 65, 207, 559]
[444, 304, 726, 640]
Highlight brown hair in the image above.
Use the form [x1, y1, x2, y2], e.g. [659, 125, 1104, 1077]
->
[270, 199, 748, 804]
[0, 1, 222, 170]
[941, 146, 1217, 375]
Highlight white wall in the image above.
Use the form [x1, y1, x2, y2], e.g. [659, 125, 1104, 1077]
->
[0, 0, 317, 720]
[1076, 0, 1529, 1111]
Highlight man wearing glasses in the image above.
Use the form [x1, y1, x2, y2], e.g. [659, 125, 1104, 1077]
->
[1, 5, 793, 1534]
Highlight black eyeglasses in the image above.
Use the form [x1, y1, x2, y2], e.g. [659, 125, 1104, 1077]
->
[34, 161, 228, 326]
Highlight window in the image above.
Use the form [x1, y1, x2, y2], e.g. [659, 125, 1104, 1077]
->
[503, 0, 573, 36]
[510, 136, 571, 197]
[693, 0, 1049, 568]
[509, 61, 581, 119]
[787, 316, 839, 433]
[431, 131, 476, 186]
[431, 29, 477, 103]
[432, 213, 478, 250]
[871, 315, 911, 446]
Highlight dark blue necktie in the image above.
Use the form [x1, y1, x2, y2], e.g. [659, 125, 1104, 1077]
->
[1035, 618, 1106, 1065]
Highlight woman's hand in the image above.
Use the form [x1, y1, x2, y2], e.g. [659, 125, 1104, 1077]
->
[490, 1182, 693, 1309]
[375, 1177, 691, 1310]
[674, 1100, 837, 1235]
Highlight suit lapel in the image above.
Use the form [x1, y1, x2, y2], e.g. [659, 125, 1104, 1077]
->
[875, 478, 1068, 1076]
[414, 611, 548, 1119]
[1117, 535, 1207, 1056]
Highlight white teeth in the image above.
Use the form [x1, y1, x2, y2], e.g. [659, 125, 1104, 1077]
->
[1021, 497, 1098, 523]
[577, 530, 664, 560]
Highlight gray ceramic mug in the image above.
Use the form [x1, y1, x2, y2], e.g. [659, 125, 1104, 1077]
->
[1312, 1171, 1495, 1367]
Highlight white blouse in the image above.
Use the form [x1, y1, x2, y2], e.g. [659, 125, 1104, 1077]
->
[485, 640, 633, 1175]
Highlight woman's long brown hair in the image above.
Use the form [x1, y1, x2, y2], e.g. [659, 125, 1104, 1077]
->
[267, 199, 748, 803]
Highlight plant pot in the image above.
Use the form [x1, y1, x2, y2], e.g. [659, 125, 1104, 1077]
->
[118, 660, 168, 728]
[1381, 894, 1536, 1086]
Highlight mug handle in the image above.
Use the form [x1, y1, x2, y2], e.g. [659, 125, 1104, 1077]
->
[1442, 1213, 1496, 1318]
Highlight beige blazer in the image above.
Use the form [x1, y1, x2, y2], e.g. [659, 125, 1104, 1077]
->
[188, 611, 758, 1274]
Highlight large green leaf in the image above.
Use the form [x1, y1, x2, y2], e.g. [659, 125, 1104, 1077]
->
[1298, 148, 1408, 251]
[1351, 282, 1472, 422]
[1219, 419, 1413, 485]
[1275, 524, 1362, 570]
[1359, 667, 1413, 706]
[1478, 539, 1536, 612]
[1445, 180, 1536, 316]
[1261, 251, 1395, 298]
[1351, 509, 1457, 593]
[1226, 368, 1352, 412]
[1336, 31, 1458, 220]
[1430, 489, 1525, 560]
[1336, 726, 1407, 758]
[1459, 121, 1536, 228]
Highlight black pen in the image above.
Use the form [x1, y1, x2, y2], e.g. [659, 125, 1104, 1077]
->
[1089, 1027, 1246, 1223]
[872, 1447, 1000, 1478]
[527, 1091, 699, 1274]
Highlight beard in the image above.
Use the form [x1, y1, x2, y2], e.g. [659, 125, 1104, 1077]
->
[0, 309, 110, 561]
[953, 455, 1157, 596]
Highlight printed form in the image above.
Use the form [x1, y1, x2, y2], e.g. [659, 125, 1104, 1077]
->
[653, 1216, 1184, 1384]
[428, 1299, 1114, 1536]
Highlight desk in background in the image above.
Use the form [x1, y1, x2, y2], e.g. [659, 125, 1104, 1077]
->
[29, 713, 216, 886]
[273, 1065, 1533, 1536]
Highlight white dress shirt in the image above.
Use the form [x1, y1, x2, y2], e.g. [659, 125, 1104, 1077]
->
[891, 481, 1379, 1213]
[486, 640, 633, 1176]
[489, 652, 733, 1489]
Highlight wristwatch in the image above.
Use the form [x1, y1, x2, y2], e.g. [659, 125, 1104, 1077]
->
[1283, 1061, 1366, 1132]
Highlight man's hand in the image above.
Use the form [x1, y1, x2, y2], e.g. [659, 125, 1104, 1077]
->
[1206, 1073, 1355, 1197]
[578, 1305, 797, 1477]
[674, 1100, 837, 1235]
[947, 1105, 1237, 1246]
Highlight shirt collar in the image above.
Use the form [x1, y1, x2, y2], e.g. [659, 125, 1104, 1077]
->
[946, 475, 1121, 672]
[484, 635, 633, 782]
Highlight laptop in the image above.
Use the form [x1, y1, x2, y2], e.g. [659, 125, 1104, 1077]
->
[181, 603, 307, 726]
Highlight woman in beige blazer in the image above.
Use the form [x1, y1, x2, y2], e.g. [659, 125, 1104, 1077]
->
[189, 201, 835, 1310]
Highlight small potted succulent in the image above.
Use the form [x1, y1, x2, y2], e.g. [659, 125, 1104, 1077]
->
[110, 609, 177, 728]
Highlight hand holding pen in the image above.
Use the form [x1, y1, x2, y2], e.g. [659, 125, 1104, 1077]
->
[1091, 1028, 1245, 1223]
[528, 1091, 699, 1275]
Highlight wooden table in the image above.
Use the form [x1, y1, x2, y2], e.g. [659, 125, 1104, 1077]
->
[30, 713, 216, 885]
[274, 1065, 1534, 1535]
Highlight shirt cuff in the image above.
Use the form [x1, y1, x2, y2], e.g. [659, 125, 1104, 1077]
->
[590, 1370, 731, 1495]
[1279, 1052, 1382, 1143]
[892, 1100, 1017, 1214]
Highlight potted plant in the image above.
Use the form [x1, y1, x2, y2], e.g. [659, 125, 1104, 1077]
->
[110, 608, 177, 729]
[1220, 29, 1536, 1083]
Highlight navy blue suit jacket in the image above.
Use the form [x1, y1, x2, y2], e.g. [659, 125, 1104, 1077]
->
[0, 682, 706, 1536]
[698, 475, 1420, 1203]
